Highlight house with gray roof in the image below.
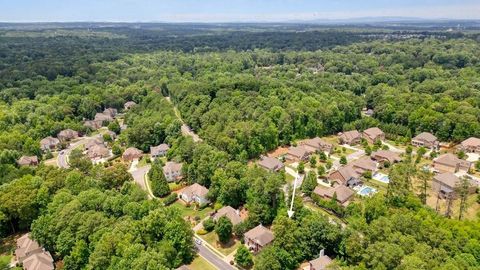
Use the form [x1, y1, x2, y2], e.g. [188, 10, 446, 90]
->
[338, 130, 362, 145]
[412, 132, 439, 149]
[458, 137, 480, 153]
[300, 137, 334, 154]
[432, 172, 477, 198]
[150, 144, 170, 158]
[163, 161, 183, 182]
[363, 127, 385, 144]
[244, 225, 274, 253]
[180, 183, 209, 205]
[213, 206, 243, 225]
[258, 156, 284, 172]
[433, 153, 471, 174]
[286, 146, 310, 161]
[40, 137, 60, 152]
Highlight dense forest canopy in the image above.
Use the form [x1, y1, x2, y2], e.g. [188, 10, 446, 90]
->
[1, 23, 480, 270]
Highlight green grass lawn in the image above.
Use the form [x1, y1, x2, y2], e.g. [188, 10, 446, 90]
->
[304, 201, 345, 225]
[169, 201, 213, 221]
[200, 232, 241, 256]
[188, 256, 217, 270]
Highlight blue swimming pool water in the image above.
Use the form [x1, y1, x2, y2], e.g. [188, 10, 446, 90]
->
[373, 173, 390, 184]
[358, 186, 376, 196]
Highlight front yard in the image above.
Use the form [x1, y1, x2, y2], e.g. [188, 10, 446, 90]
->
[199, 232, 241, 256]
[169, 201, 213, 222]
[188, 256, 217, 270]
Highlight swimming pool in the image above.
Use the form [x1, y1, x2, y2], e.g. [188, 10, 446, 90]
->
[373, 172, 390, 184]
[357, 186, 377, 197]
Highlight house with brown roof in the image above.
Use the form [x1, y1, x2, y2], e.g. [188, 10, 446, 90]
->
[22, 251, 54, 270]
[213, 206, 243, 225]
[458, 137, 480, 153]
[309, 254, 333, 270]
[83, 120, 102, 130]
[328, 165, 361, 187]
[85, 137, 104, 151]
[124, 101, 137, 110]
[15, 234, 43, 263]
[122, 147, 143, 161]
[103, 108, 118, 118]
[300, 137, 334, 154]
[258, 156, 284, 172]
[57, 129, 79, 142]
[432, 172, 477, 198]
[87, 145, 110, 161]
[163, 161, 183, 182]
[433, 153, 471, 173]
[180, 183, 209, 205]
[371, 150, 401, 166]
[94, 113, 114, 124]
[17, 156, 39, 166]
[150, 144, 170, 158]
[412, 132, 439, 149]
[40, 137, 60, 151]
[338, 130, 362, 145]
[313, 185, 355, 206]
[244, 225, 274, 253]
[286, 146, 310, 161]
[363, 127, 385, 144]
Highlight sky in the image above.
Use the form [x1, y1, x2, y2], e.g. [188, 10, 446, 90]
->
[1, 0, 479, 22]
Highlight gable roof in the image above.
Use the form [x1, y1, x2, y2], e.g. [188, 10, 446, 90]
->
[122, 147, 142, 159]
[40, 136, 59, 146]
[333, 165, 359, 181]
[351, 156, 377, 172]
[244, 225, 274, 246]
[87, 145, 110, 159]
[339, 130, 362, 142]
[182, 183, 209, 198]
[150, 144, 170, 155]
[258, 156, 284, 171]
[16, 233, 41, 259]
[363, 127, 384, 139]
[214, 206, 242, 225]
[94, 112, 113, 122]
[58, 129, 78, 140]
[163, 161, 183, 174]
[435, 153, 470, 168]
[433, 172, 460, 189]
[287, 146, 309, 158]
[315, 185, 355, 203]
[17, 156, 38, 166]
[371, 150, 401, 163]
[22, 251, 54, 270]
[413, 132, 437, 143]
[302, 137, 333, 149]
[461, 137, 480, 148]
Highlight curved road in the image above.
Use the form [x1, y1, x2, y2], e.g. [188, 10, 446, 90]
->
[57, 135, 102, 168]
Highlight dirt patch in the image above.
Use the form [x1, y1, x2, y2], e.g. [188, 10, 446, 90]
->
[267, 147, 288, 158]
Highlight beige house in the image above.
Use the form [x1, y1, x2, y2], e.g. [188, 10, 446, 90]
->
[458, 137, 480, 153]
[338, 130, 362, 145]
[83, 120, 102, 130]
[300, 137, 334, 153]
[313, 185, 355, 206]
[258, 156, 284, 172]
[213, 206, 243, 225]
[180, 183, 209, 205]
[40, 136, 60, 151]
[103, 108, 118, 118]
[432, 172, 477, 198]
[150, 144, 170, 158]
[328, 165, 361, 187]
[17, 156, 39, 166]
[433, 154, 471, 173]
[15, 233, 54, 270]
[411, 132, 439, 149]
[163, 161, 183, 182]
[122, 147, 143, 161]
[371, 150, 401, 165]
[244, 225, 274, 253]
[57, 129, 79, 142]
[87, 145, 110, 160]
[362, 127, 385, 144]
[85, 137, 104, 151]
[286, 146, 310, 161]
[94, 112, 114, 124]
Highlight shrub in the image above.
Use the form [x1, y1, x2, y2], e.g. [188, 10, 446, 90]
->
[203, 218, 216, 232]
[196, 229, 207, 235]
[163, 193, 177, 206]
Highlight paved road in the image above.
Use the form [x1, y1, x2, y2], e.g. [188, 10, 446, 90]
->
[57, 135, 102, 168]
[195, 240, 236, 270]
[130, 165, 152, 198]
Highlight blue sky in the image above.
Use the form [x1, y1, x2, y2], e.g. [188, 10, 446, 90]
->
[1, 0, 479, 22]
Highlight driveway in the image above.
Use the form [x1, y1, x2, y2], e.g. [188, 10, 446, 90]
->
[130, 165, 152, 198]
[57, 134, 102, 168]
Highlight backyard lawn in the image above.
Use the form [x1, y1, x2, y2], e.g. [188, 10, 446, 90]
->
[188, 256, 217, 270]
[169, 201, 213, 221]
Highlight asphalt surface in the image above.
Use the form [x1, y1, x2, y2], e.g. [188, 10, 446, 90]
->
[130, 165, 152, 196]
[195, 240, 236, 270]
[57, 135, 100, 168]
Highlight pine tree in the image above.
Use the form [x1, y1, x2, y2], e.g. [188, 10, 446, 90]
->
[148, 160, 170, 197]
[301, 171, 317, 196]
[456, 176, 471, 220]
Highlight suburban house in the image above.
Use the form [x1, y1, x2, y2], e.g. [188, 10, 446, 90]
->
[87, 145, 110, 161]
[432, 172, 477, 198]
[328, 165, 361, 187]
[411, 132, 439, 149]
[57, 129, 79, 142]
[122, 147, 143, 161]
[180, 183, 209, 205]
[458, 137, 480, 153]
[40, 136, 60, 151]
[85, 137, 104, 151]
[244, 225, 274, 253]
[124, 101, 137, 110]
[94, 112, 114, 124]
[105, 130, 117, 140]
[17, 156, 39, 166]
[338, 130, 362, 145]
[150, 143, 170, 158]
[313, 185, 355, 206]
[83, 120, 102, 130]
[362, 127, 385, 144]
[351, 156, 378, 172]
[286, 146, 310, 161]
[258, 156, 284, 172]
[433, 153, 471, 173]
[309, 254, 333, 270]
[15, 233, 54, 270]
[163, 161, 183, 182]
[371, 150, 402, 165]
[300, 137, 334, 154]
[212, 206, 243, 225]
[103, 108, 118, 118]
